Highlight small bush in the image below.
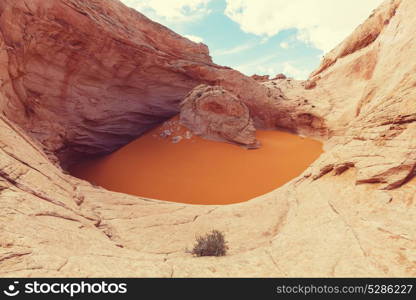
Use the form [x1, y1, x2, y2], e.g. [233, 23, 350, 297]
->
[190, 230, 228, 257]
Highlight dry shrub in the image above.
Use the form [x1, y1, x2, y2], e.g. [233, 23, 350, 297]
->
[190, 230, 228, 257]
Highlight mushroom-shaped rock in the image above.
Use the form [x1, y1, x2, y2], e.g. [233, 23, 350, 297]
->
[251, 74, 270, 82]
[180, 85, 260, 148]
[273, 73, 287, 80]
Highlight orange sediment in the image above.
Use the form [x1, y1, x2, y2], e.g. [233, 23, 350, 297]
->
[70, 117, 323, 205]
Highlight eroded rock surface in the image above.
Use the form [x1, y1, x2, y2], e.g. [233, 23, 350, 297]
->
[271, 0, 416, 190]
[180, 85, 259, 148]
[0, 0, 217, 164]
[0, 0, 415, 277]
[250, 74, 270, 82]
[0, 0, 325, 166]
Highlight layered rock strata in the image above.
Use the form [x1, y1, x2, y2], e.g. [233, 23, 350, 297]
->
[0, 0, 415, 277]
[180, 85, 259, 148]
[0, 0, 325, 166]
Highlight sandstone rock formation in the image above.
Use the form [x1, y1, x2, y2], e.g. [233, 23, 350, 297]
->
[180, 85, 259, 148]
[0, 0, 415, 277]
[273, 73, 287, 80]
[0, 0, 212, 164]
[250, 74, 270, 82]
[0, 0, 325, 167]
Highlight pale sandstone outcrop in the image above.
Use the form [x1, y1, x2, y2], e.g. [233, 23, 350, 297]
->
[0, 0, 415, 277]
[271, 0, 415, 190]
[180, 85, 259, 148]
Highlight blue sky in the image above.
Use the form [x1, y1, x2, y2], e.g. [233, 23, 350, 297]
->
[121, 0, 384, 79]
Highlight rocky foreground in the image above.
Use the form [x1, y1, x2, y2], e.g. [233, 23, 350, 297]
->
[0, 0, 415, 276]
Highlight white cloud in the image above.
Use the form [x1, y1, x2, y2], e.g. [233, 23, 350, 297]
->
[228, 56, 312, 79]
[224, 0, 384, 53]
[280, 42, 290, 49]
[184, 34, 204, 43]
[257, 66, 277, 76]
[121, 0, 212, 23]
[282, 62, 310, 80]
[213, 43, 255, 56]
[233, 54, 279, 75]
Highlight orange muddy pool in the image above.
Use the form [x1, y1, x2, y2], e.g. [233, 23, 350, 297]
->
[70, 117, 323, 205]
